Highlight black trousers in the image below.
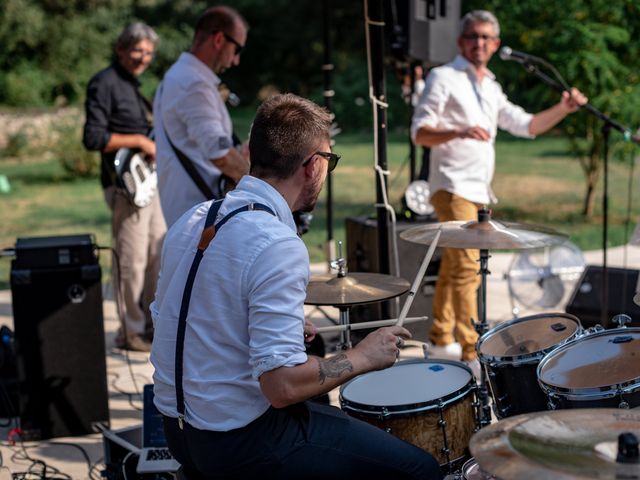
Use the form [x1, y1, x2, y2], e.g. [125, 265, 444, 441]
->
[163, 402, 442, 480]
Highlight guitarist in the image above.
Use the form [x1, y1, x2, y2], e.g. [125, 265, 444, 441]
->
[83, 22, 166, 352]
[153, 6, 250, 227]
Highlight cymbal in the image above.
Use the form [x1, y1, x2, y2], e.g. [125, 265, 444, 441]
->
[470, 409, 640, 480]
[305, 273, 410, 306]
[400, 219, 567, 249]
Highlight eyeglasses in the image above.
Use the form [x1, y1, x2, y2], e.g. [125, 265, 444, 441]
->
[461, 33, 498, 41]
[128, 47, 155, 59]
[220, 32, 244, 56]
[302, 151, 341, 173]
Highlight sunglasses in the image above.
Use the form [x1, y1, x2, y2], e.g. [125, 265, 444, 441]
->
[302, 151, 340, 173]
[222, 32, 244, 56]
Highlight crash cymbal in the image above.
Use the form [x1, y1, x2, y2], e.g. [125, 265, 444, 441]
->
[470, 409, 640, 480]
[400, 219, 567, 250]
[305, 273, 410, 306]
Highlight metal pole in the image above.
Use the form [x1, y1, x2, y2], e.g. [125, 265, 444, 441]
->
[323, 0, 336, 263]
[367, 0, 390, 277]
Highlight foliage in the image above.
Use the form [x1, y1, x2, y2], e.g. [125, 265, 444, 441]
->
[51, 120, 100, 177]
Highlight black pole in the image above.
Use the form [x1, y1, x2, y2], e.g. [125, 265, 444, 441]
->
[602, 123, 610, 326]
[367, 0, 390, 277]
[322, 0, 335, 261]
[408, 66, 417, 182]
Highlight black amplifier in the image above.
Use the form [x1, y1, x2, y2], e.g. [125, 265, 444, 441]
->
[13, 234, 98, 269]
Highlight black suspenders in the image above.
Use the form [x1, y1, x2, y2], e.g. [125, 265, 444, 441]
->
[174, 199, 275, 429]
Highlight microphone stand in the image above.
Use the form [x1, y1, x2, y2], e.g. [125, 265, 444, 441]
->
[322, 0, 336, 264]
[517, 60, 637, 326]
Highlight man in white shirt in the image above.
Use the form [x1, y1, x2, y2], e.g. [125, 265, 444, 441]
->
[151, 94, 442, 479]
[411, 10, 587, 370]
[154, 5, 250, 227]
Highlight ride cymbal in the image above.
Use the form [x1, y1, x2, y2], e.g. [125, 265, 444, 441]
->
[305, 272, 410, 306]
[400, 219, 567, 250]
[470, 409, 640, 480]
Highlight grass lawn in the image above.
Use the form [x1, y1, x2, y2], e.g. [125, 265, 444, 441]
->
[2, 114, 640, 290]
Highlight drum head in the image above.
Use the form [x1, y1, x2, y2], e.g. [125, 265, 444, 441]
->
[340, 359, 472, 411]
[478, 313, 580, 361]
[538, 328, 640, 391]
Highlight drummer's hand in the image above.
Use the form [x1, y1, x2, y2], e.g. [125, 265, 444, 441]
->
[303, 320, 317, 344]
[354, 326, 411, 371]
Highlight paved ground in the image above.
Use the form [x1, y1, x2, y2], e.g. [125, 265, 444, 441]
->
[0, 244, 638, 478]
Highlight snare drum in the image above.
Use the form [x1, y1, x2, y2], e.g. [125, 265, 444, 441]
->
[537, 327, 640, 409]
[477, 313, 581, 418]
[460, 458, 496, 479]
[339, 359, 477, 469]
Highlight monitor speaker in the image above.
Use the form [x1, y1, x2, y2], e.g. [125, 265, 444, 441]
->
[565, 265, 640, 328]
[387, 0, 461, 64]
[345, 216, 441, 342]
[10, 235, 109, 439]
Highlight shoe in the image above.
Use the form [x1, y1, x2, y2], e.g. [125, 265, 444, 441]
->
[425, 342, 462, 361]
[463, 358, 482, 382]
[117, 333, 151, 353]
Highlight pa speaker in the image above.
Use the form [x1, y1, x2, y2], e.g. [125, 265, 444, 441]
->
[345, 216, 441, 342]
[565, 265, 640, 328]
[386, 0, 461, 64]
[10, 235, 109, 439]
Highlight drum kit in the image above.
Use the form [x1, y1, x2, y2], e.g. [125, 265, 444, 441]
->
[305, 208, 640, 479]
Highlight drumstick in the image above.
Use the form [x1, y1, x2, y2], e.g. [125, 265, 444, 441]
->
[396, 228, 442, 327]
[314, 316, 427, 334]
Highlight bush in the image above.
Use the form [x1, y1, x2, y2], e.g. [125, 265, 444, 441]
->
[51, 121, 100, 177]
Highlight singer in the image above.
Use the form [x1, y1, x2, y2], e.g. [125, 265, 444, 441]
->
[411, 10, 587, 373]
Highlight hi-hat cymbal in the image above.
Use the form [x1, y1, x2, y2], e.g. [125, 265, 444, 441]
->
[400, 219, 567, 250]
[470, 409, 640, 480]
[305, 273, 410, 306]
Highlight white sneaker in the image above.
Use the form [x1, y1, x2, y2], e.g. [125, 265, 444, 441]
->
[464, 358, 482, 382]
[424, 342, 462, 361]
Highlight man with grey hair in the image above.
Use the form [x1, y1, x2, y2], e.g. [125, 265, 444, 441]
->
[154, 5, 251, 227]
[411, 10, 587, 372]
[151, 93, 442, 479]
[83, 22, 166, 352]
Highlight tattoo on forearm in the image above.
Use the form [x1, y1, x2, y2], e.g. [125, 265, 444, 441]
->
[317, 354, 353, 384]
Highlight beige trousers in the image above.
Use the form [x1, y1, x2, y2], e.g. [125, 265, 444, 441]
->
[105, 187, 166, 336]
[430, 190, 481, 360]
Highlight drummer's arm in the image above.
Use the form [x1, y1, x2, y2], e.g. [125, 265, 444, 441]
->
[260, 326, 411, 408]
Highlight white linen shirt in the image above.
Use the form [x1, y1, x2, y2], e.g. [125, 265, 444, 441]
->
[411, 55, 534, 205]
[150, 176, 309, 431]
[154, 52, 234, 227]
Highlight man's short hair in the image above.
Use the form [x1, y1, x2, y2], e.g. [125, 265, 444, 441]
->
[459, 10, 500, 37]
[249, 94, 332, 180]
[193, 5, 248, 46]
[115, 22, 159, 51]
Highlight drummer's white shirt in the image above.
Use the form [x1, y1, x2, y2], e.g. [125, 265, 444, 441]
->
[150, 176, 309, 431]
[411, 55, 534, 205]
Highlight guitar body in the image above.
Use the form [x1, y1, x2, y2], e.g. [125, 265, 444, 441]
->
[113, 148, 157, 208]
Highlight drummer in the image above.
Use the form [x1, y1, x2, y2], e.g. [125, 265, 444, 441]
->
[411, 10, 587, 371]
[150, 94, 443, 479]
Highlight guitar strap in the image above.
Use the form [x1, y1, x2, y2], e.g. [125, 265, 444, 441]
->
[174, 199, 275, 429]
[158, 82, 221, 200]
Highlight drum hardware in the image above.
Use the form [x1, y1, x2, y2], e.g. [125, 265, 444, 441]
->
[401, 208, 567, 427]
[470, 409, 640, 479]
[612, 313, 633, 328]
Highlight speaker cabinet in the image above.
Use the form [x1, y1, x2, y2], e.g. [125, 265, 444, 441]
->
[10, 236, 109, 439]
[346, 216, 441, 342]
[386, 0, 461, 64]
[565, 265, 640, 328]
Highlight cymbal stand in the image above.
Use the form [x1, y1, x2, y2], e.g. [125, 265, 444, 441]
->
[330, 242, 352, 350]
[475, 208, 493, 426]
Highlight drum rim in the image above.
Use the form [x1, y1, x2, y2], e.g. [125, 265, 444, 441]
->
[537, 327, 640, 396]
[339, 358, 476, 417]
[477, 312, 581, 366]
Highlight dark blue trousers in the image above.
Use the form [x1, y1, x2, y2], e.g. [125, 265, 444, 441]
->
[164, 402, 442, 479]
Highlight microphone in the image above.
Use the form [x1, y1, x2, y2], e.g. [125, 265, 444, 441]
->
[499, 46, 545, 65]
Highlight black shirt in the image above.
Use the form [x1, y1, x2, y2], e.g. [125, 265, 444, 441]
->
[83, 61, 152, 189]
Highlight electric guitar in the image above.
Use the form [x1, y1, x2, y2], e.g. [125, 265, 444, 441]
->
[113, 146, 157, 208]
